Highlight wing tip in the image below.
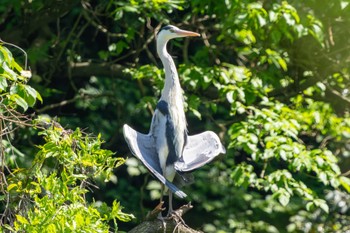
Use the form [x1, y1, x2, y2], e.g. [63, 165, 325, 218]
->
[174, 190, 187, 198]
[221, 144, 226, 154]
[166, 181, 187, 198]
[122, 124, 130, 135]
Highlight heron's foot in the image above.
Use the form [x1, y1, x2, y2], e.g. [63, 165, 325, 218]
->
[167, 210, 187, 229]
[165, 202, 193, 227]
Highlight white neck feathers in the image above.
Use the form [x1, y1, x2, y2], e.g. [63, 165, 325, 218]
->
[156, 38, 182, 103]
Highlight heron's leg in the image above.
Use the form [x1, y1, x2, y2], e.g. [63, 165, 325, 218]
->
[167, 190, 173, 216]
[160, 184, 165, 204]
[158, 184, 165, 219]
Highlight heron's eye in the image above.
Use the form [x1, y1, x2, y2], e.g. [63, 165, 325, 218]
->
[169, 29, 175, 33]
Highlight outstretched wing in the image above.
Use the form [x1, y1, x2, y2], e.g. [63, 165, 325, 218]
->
[123, 124, 187, 198]
[175, 131, 225, 172]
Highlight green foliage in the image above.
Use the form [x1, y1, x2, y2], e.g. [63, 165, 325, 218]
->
[1, 0, 350, 232]
[0, 46, 133, 232]
[0, 44, 42, 111]
[3, 122, 134, 232]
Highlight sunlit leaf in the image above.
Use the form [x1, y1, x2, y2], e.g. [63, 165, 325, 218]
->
[15, 215, 29, 225]
[11, 94, 28, 111]
[339, 176, 350, 193]
[0, 75, 8, 91]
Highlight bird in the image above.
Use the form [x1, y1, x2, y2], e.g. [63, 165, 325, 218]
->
[123, 25, 226, 216]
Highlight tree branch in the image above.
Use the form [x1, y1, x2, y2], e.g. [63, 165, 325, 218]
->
[269, 76, 350, 113]
[2, 0, 80, 43]
[69, 62, 127, 78]
[81, 5, 124, 38]
[128, 203, 202, 233]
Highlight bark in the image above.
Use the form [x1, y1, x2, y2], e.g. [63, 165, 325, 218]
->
[128, 202, 202, 233]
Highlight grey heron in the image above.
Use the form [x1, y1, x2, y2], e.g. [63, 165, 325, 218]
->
[123, 25, 225, 216]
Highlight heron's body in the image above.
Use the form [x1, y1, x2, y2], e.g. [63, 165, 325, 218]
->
[123, 25, 226, 215]
[151, 33, 187, 185]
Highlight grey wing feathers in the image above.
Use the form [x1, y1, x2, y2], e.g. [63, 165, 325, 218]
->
[175, 131, 226, 172]
[123, 124, 187, 198]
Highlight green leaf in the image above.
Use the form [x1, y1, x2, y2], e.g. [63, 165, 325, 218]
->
[2, 61, 18, 80]
[313, 199, 329, 213]
[318, 172, 328, 185]
[257, 13, 267, 27]
[16, 214, 29, 225]
[111, 200, 135, 222]
[11, 94, 28, 111]
[340, 0, 349, 9]
[0, 46, 13, 64]
[306, 201, 314, 211]
[319, 202, 329, 213]
[0, 76, 8, 91]
[123, 5, 138, 13]
[7, 183, 17, 191]
[114, 9, 123, 20]
[36, 91, 43, 103]
[11, 59, 23, 73]
[278, 57, 288, 71]
[47, 224, 57, 233]
[283, 12, 295, 25]
[115, 40, 129, 55]
[231, 166, 243, 184]
[24, 85, 37, 100]
[75, 213, 84, 227]
[23, 84, 38, 106]
[278, 190, 290, 206]
[339, 176, 350, 193]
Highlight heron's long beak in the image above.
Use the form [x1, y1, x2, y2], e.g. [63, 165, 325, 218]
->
[176, 29, 200, 37]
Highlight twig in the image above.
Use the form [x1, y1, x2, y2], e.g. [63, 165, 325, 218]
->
[36, 95, 80, 113]
[328, 24, 335, 47]
[81, 8, 124, 38]
[260, 160, 267, 178]
[0, 39, 28, 70]
[342, 169, 350, 177]
[145, 201, 165, 221]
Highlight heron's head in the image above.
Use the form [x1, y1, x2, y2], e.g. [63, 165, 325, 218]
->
[157, 25, 200, 42]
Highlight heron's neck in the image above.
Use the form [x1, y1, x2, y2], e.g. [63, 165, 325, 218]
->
[157, 39, 182, 103]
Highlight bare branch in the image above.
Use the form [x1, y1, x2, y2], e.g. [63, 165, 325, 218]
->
[69, 62, 127, 78]
[81, 7, 124, 38]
